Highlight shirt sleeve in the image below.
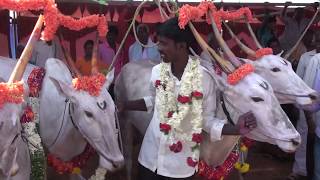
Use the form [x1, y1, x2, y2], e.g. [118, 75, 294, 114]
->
[296, 53, 308, 78]
[144, 66, 157, 113]
[201, 68, 227, 141]
[303, 56, 319, 87]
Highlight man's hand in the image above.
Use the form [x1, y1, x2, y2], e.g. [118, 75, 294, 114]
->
[237, 111, 257, 135]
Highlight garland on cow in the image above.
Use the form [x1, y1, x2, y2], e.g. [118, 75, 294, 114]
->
[22, 68, 108, 179]
[20, 68, 46, 180]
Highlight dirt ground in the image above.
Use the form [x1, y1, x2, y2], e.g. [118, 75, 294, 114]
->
[105, 141, 296, 180]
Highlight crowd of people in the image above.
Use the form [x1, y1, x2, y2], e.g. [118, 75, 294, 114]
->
[12, 2, 320, 180]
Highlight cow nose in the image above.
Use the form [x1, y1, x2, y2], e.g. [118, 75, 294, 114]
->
[112, 160, 124, 169]
[309, 92, 319, 100]
[291, 139, 300, 146]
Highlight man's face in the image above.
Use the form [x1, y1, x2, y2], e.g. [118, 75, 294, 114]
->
[84, 44, 93, 57]
[158, 36, 179, 63]
[137, 27, 149, 44]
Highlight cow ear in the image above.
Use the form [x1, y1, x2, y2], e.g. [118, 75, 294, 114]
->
[49, 76, 77, 102]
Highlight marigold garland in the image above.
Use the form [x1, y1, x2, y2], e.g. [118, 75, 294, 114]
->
[178, 1, 253, 31]
[25, 68, 47, 180]
[0, 81, 24, 108]
[197, 137, 254, 179]
[72, 73, 106, 97]
[254, 48, 273, 60]
[198, 152, 239, 180]
[47, 144, 95, 175]
[0, 0, 108, 41]
[227, 64, 255, 85]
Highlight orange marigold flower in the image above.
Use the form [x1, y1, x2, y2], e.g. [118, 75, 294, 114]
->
[72, 73, 106, 97]
[227, 64, 255, 85]
[0, 81, 24, 108]
[254, 48, 273, 60]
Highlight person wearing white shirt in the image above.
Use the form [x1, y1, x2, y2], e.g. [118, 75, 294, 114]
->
[129, 24, 161, 63]
[289, 30, 316, 180]
[118, 17, 257, 180]
[301, 33, 320, 180]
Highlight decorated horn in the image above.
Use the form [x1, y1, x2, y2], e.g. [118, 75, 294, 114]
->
[188, 22, 234, 73]
[285, 7, 320, 59]
[58, 32, 81, 77]
[8, 15, 44, 83]
[245, 20, 263, 49]
[208, 11, 242, 68]
[91, 32, 99, 75]
[223, 21, 256, 57]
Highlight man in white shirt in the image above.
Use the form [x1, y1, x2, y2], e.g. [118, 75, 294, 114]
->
[290, 30, 316, 180]
[119, 17, 257, 180]
[30, 36, 65, 68]
[128, 24, 161, 63]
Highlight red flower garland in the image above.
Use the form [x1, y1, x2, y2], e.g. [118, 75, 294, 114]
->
[20, 106, 34, 123]
[192, 91, 203, 99]
[177, 95, 191, 104]
[0, 0, 108, 41]
[227, 64, 255, 85]
[169, 141, 183, 153]
[254, 48, 273, 60]
[160, 123, 171, 134]
[192, 133, 203, 143]
[197, 137, 254, 179]
[28, 68, 46, 97]
[187, 157, 198, 167]
[47, 144, 95, 174]
[198, 152, 239, 180]
[0, 82, 24, 108]
[72, 73, 106, 97]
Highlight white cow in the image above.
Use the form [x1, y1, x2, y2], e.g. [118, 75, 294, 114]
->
[0, 57, 124, 179]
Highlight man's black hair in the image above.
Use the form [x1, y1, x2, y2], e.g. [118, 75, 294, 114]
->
[157, 17, 196, 49]
[108, 25, 119, 36]
[84, 40, 94, 48]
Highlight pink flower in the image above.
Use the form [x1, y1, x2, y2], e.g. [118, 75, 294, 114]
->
[155, 80, 161, 88]
[159, 123, 171, 134]
[167, 111, 174, 118]
[187, 157, 198, 167]
[192, 91, 203, 99]
[177, 95, 191, 104]
[192, 133, 203, 143]
[169, 141, 183, 153]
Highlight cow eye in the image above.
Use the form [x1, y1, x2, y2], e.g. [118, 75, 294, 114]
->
[271, 67, 281, 72]
[251, 97, 264, 102]
[84, 111, 93, 118]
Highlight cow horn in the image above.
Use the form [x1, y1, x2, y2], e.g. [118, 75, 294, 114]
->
[188, 22, 234, 73]
[208, 10, 242, 68]
[58, 32, 82, 77]
[245, 20, 263, 49]
[223, 21, 256, 57]
[91, 32, 99, 75]
[8, 15, 44, 83]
